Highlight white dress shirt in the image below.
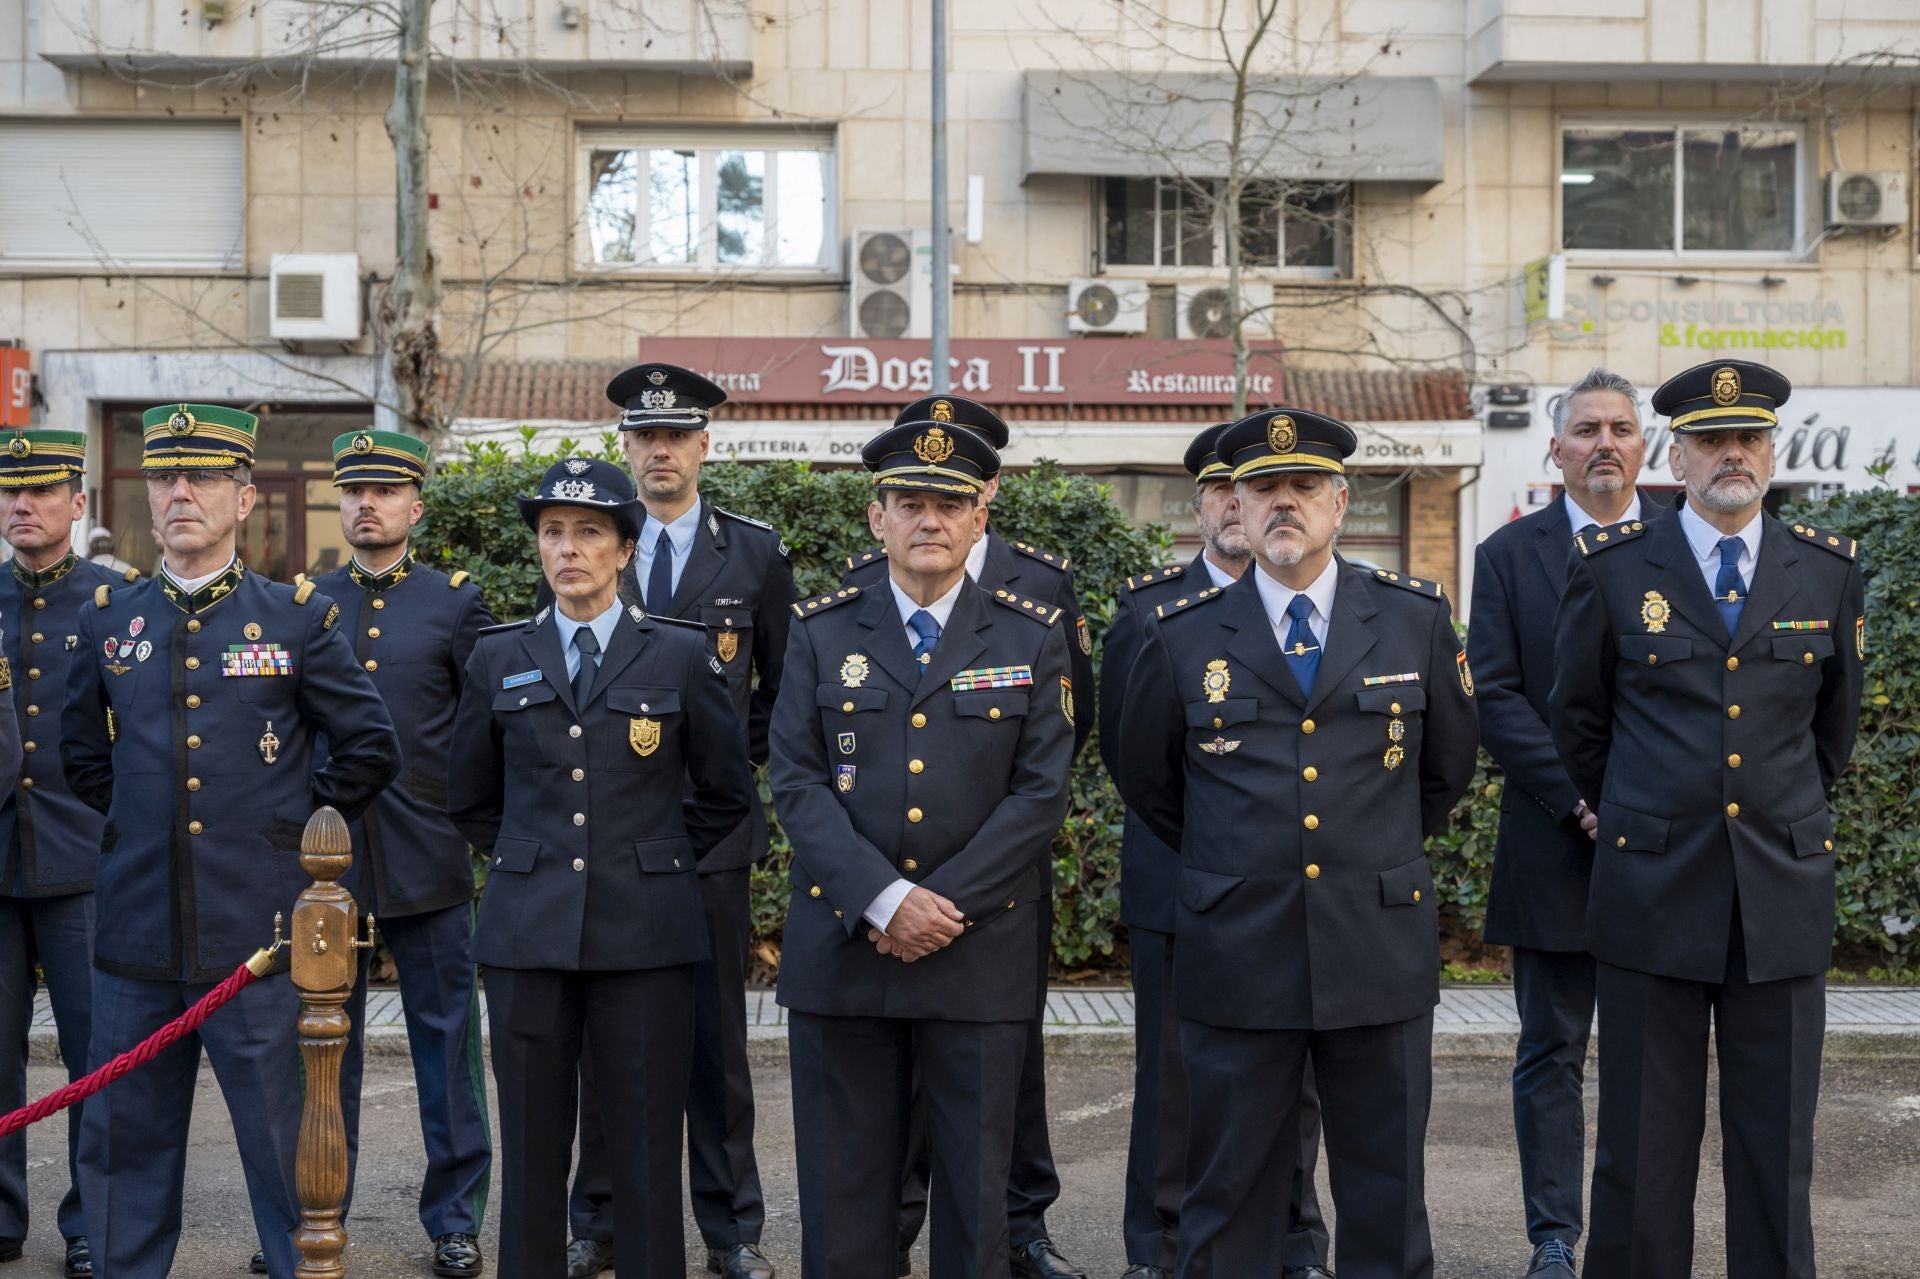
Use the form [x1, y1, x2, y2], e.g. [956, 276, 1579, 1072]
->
[1564, 490, 1643, 536]
[1252, 556, 1339, 650]
[963, 532, 989, 583]
[1202, 553, 1241, 590]
[162, 556, 238, 595]
[864, 571, 969, 933]
[552, 599, 623, 683]
[635, 501, 704, 599]
[1677, 500, 1762, 601]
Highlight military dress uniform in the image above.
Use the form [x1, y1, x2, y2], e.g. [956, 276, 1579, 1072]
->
[448, 457, 754, 1279]
[773, 421, 1075, 1279]
[560, 365, 794, 1277]
[310, 430, 494, 1270]
[1099, 424, 1327, 1278]
[1117, 410, 1478, 1279]
[0, 429, 119, 1273]
[1549, 363, 1865, 1279]
[840, 395, 1090, 1276]
[59, 405, 400, 1279]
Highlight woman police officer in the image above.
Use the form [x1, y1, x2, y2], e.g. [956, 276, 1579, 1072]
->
[449, 457, 753, 1279]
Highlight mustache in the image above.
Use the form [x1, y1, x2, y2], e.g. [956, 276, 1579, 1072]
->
[1264, 512, 1306, 534]
[1710, 465, 1757, 483]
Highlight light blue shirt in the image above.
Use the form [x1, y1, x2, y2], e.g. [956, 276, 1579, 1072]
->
[635, 502, 704, 600]
[1677, 500, 1762, 599]
[553, 599, 623, 683]
[1252, 555, 1338, 650]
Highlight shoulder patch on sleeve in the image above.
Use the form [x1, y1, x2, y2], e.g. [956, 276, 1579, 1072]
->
[122, 566, 139, 582]
[448, 569, 471, 588]
[1011, 540, 1070, 572]
[845, 546, 886, 571]
[1573, 517, 1647, 559]
[1125, 563, 1185, 592]
[1368, 567, 1449, 600]
[1788, 520, 1858, 561]
[1152, 585, 1227, 620]
[94, 584, 111, 609]
[293, 579, 317, 605]
[322, 602, 340, 631]
[714, 505, 775, 532]
[990, 589, 1063, 625]
[792, 585, 863, 620]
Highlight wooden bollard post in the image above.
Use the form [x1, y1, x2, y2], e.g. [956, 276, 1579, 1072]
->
[290, 805, 374, 1278]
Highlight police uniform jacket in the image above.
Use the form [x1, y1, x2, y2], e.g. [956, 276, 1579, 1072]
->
[448, 604, 755, 972]
[0, 554, 130, 896]
[311, 559, 495, 917]
[1117, 560, 1478, 1031]
[1548, 504, 1865, 984]
[845, 525, 1094, 756]
[770, 580, 1075, 1023]
[61, 566, 402, 981]
[1098, 553, 1209, 934]
[535, 500, 795, 874]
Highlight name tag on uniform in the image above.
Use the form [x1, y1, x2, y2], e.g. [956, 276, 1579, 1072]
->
[222, 644, 292, 677]
[950, 665, 1033, 692]
[502, 670, 543, 688]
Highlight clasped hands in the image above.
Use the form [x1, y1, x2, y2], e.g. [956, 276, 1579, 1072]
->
[868, 887, 965, 962]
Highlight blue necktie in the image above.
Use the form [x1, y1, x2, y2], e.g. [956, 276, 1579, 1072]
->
[1714, 537, 1746, 638]
[646, 528, 674, 612]
[1282, 594, 1320, 696]
[571, 624, 600, 707]
[908, 609, 941, 664]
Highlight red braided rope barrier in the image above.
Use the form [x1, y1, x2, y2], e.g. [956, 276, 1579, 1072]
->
[0, 948, 277, 1141]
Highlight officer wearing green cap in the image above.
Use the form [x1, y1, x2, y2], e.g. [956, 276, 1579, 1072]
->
[61, 404, 400, 1279]
[307, 429, 494, 1279]
[0, 429, 101, 1278]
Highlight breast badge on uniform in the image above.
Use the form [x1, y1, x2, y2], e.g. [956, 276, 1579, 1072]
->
[258, 722, 281, 765]
[243, 622, 262, 641]
[716, 630, 740, 663]
[1384, 716, 1407, 771]
[128, 616, 145, 638]
[1641, 590, 1671, 634]
[1203, 659, 1231, 703]
[1199, 737, 1240, 755]
[1455, 650, 1474, 697]
[837, 732, 857, 755]
[840, 653, 871, 688]
[135, 640, 152, 663]
[836, 764, 857, 793]
[630, 717, 661, 757]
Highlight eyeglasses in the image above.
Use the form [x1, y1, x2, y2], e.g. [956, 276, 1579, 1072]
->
[144, 470, 240, 492]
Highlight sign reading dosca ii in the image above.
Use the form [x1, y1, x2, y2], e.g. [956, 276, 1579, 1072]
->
[638, 338, 1284, 406]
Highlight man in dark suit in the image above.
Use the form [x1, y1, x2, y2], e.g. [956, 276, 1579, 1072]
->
[1118, 408, 1478, 1279]
[1100, 423, 1328, 1279]
[841, 396, 1089, 1279]
[558, 365, 794, 1279]
[771, 418, 1075, 1279]
[1467, 367, 1661, 1279]
[1550, 361, 1865, 1279]
[0, 428, 128, 1279]
[311, 429, 494, 1278]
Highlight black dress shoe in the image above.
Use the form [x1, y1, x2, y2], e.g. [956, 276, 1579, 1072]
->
[1120, 1267, 1171, 1278]
[1012, 1239, 1089, 1279]
[64, 1236, 92, 1278]
[707, 1242, 776, 1278]
[0, 1237, 20, 1263]
[433, 1232, 484, 1276]
[1525, 1240, 1577, 1277]
[248, 1251, 267, 1274]
[1283, 1268, 1336, 1279]
[564, 1237, 616, 1279]
[896, 1253, 911, 1277]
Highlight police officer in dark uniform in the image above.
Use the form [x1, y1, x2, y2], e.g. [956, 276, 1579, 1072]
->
[841, 394, 1090, 1279]
[61, 403, 400, 1279]
[1549, 361, 1865, 1279]
[449, 457, 754, 1279]
[1100, 423, 1328, 1279]
[0, 428, 122, 1278]
[310, 429, 494, 1278]
[558, 364, 793, 1279]
[1117, 409, 1478, 1279]
[772, 417, 1075, 1279]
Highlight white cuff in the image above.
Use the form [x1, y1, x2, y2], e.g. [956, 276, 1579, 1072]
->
[862, 878, 915, 933]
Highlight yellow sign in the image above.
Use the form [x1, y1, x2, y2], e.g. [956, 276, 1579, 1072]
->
[1522, 254, 1566, 326]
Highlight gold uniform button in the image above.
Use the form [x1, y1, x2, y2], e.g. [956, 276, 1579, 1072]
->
[569, 725, 582, 738]
[28, 633, 41, 644]
[188, 821, 203, 835]
[903, 859, 919, 872]
[988, 708, 1001, 720]
[909, 759, 924, 774]
[1824, 839, 1834, 852]
[372, 598, 385, 610]
[1726, 656, 1739, 671]
[809, 885, 822, 899]
[16, 778, 28, 790]
[26, 668, 38, 681]
[1305, 864, 1321, 879]
[365, 659, 378, 672]
[1212, 717, 1223, 729]
[1390, 702, 1402, 714]
[30, 598, 43, 610]
[186, 695, 201, 709]
[1728, 754, 1741, 768]
[1802, 651, 1814, 665]
[572, 858, 585, 872]
[571, 768, 585, 781]
[1413, 889, 1422, 903]
[572, 813, 586, 826]
[1303, 814, 1319, 831]
[835, 910, 844, 919]
[1647, 654, 1658, 665]
[912, 713, 927, 728]
[23, 706, 36, 718]
[907, 807, 924, 823]
[1301, 719, 1316, 734]
[187, 735, 201, 749]
[187, 778, 201, 791]
[842, 700, 855, 713]
[21, 742, 33, 754]
[1616, 836, 1626, 847]
[187, 619, 201, 633]
[185, 657, 200, 670]
[368, 627, 381, 639]
[1726, 803, 1740, 818]
[1302, 766, 1318, 782]
[1727, 705, 1740, 719]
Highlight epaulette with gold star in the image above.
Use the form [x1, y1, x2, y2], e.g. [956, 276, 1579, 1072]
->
[1124, 564, 1184, 592]
[792, 585, 862, 620]
[1154, 585, 1227, 620]
[1367, 567, 1449, 600]
[845, 547, 886, 571]
[1010, 540, 1070, 572]
[1788, 520, 1858, 561]
[990, 588, 1063, 625]
[1572, 518, 1646, 559]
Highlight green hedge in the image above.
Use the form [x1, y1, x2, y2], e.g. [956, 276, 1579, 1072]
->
[415, 431, 1920, 971]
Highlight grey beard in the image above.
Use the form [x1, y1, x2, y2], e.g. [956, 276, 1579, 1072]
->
[1695, 474, 1761, 512]
[1586, 470, 1626, 494]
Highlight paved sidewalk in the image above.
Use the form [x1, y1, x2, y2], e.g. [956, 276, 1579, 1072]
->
[27, 984, 1920, 1060]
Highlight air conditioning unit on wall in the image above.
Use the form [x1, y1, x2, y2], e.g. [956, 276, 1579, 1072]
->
[269, 253, 363, 341]
[1176, 281, 1274, 341]
[848, 227, 934, 340]
[1067, 277, 1150, 334]
[1825, 171, 1908, 229]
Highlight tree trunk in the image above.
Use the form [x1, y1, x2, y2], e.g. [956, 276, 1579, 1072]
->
[381, 0, 440, 437]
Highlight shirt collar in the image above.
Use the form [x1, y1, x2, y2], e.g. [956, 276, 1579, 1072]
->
[1201, 552, 1242, 590]
[963, 533, 989, 583]
[640, 501, 704, 556]
[349, 548, 415, 592]
[890, 572, 966, 632]
[158, 557, 244, 615]
[1563, 490, 1643, 535]
[1252, 555, 1339, 630]
[553, 598, 625, 655]
[1677, 499, 1762, 567]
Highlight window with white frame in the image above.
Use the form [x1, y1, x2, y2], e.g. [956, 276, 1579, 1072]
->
[1099, 176, 1349, 275]
[580, 128, 836, 272]
[0, 119, 244, 270]
[1560, 122, 1805, 256]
